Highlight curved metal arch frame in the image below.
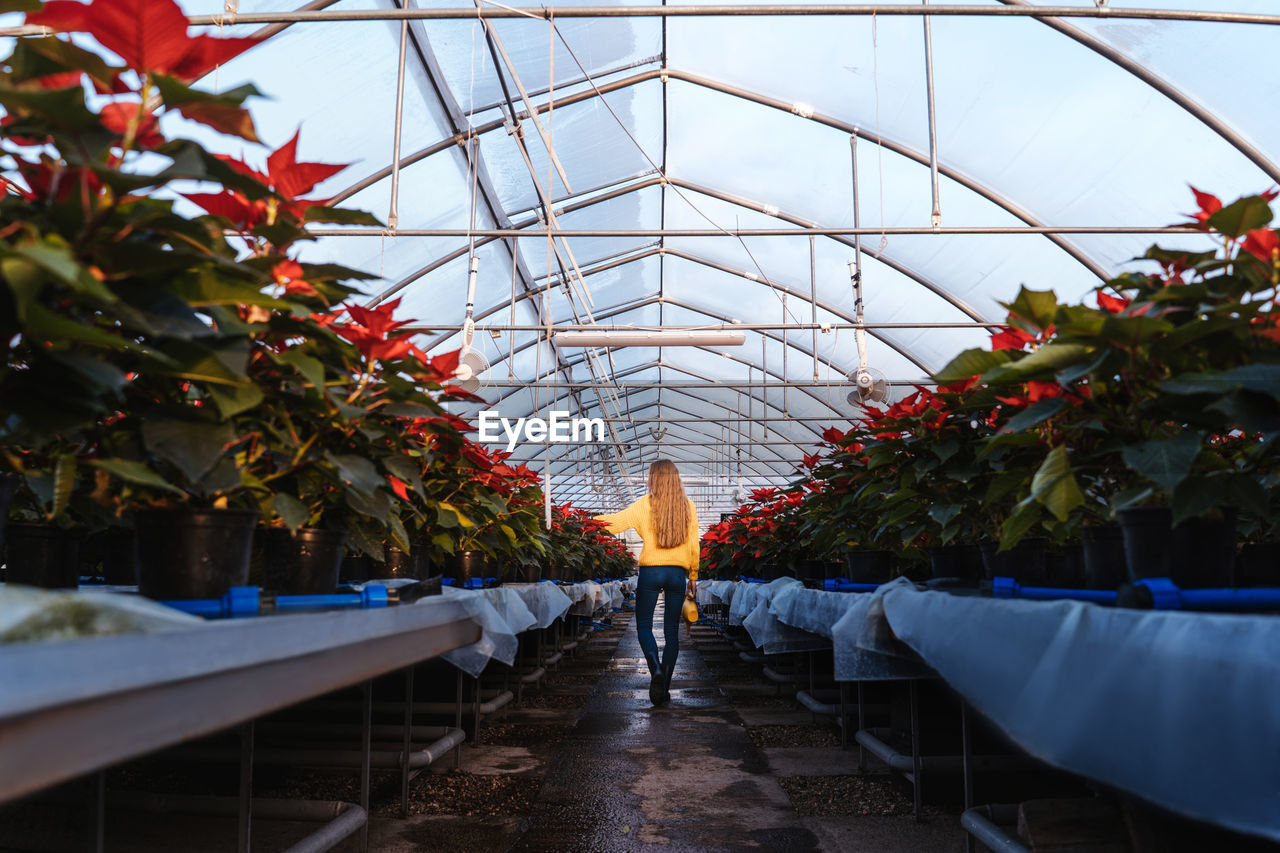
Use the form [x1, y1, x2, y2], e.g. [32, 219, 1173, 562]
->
[431, 254, 937, 378]
[477, 294, 881, 421]
[562, 381, 833, 454]
[506, 351, 849, 444]
[337, 68, 1113, 299]
[487, 356, 839, 443]
[368, 171, 986, 326]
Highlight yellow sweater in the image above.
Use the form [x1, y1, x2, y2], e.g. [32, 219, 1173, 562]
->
[597, 496, 700, 579]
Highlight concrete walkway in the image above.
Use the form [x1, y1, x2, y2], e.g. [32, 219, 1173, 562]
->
[510, 600, 963, 852]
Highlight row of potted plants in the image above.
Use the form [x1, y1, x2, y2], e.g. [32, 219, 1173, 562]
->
[702, 187, 1280, 590]
[0, 0, 634, 597]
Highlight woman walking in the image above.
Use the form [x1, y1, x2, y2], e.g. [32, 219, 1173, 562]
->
[597, 460, 699, 706]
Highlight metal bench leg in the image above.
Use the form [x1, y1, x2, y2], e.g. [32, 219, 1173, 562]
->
[454, 669, 464, 769]
[910, 680, 922, 822]
[402, 667, 414, 818]
[962, 701, 974, 853]
[360, 680, 372, 853]
[237, 721, 253, 853]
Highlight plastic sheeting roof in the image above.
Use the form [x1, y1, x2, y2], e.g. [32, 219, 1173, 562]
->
[165, 2, 1280, 512]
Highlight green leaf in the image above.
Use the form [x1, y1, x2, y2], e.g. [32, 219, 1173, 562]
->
[990, 343, 1093, 380]
[325, 453, 383, 496]
[387, 513, 411, 553]
[348, 525, 385, 562]
[273, 494, 312, 530]
[274, 350, 326, 390]
[49, 453, 75, 521]
[1171, 476, 1224, 525]
[1121, 432, 1202, 494]
[1000, 398, 1067, 434]
[152, 75, 261, 142]
[142, 419, 236, 484]
[90, 459, 184, 495]
[438, 500, 474, 529]
[1099, 315, 1174, 348]
[15, 240, 117, 302]
[1055, 347, 1112, 385]
[346, 486, 391, 521]
[1000, 502, 1042, 551]
[207, 381, 264, 419]
[1003, 286, 1060, 332]
[302, 205, 384, 226]
[1207, 194, 1274, 239]
[932, 348, 1013, 384]
[928, 504, 962, 527]
[1029, 446, 1084, 522]
[0, 82, 99, 131]
[1164, 364, 1280, 399]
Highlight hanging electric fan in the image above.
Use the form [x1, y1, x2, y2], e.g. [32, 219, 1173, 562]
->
[846, 261, 891, 406]
[453, 255, 491, 394]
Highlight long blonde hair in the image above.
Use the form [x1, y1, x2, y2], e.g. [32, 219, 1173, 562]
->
[648, 459, 690, 548]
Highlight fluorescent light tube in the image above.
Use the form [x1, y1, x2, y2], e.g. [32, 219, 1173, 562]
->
[554, 330, 746, 347]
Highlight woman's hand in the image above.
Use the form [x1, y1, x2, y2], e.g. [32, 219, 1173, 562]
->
[687, 579, 697, 598]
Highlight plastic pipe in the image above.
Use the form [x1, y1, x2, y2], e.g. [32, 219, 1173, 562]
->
[960, 805, 1030, 853]
[276, 586, 389, 612]
[822, 579, 881, 593]
[991, 577, 1118, 605]
[160, 585, 389, 618]
[1134, 578, 1280, 612]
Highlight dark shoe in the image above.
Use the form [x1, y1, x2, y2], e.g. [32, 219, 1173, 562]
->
[644, 652, 666, 706]
[661, 663, 674, 703]
[649, 671, 667, 706]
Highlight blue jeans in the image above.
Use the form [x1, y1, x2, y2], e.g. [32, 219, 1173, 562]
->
[635, 565, 687, 676]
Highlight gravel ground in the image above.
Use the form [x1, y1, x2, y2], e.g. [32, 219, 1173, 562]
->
[518, 692, 589, 709]
[778, 775, 942, 818]
[746, 725, 841, 748]
[476, 723, 574, 748]
[731, 695, 798, 710]
[398, 770, 541, 817]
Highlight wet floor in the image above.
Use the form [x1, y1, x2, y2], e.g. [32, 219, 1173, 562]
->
[510, 600, 822, 852]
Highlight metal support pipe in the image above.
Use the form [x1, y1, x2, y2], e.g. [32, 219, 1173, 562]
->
[178, 7, 1280, 25]
[91, 771, 104, 853]
[401, 667, 414, 817]
[910, 680, 922, 821]
[960, 805, 1031, 853]
[809, 235, 818, 381]
[308, 224, 1197, 237]
[387, 19, 408, 229]
[100, 792, 366, 853]
[922, 0, 941, 228]
[454, 669, 464, 769]
[962, 701, 975, 853]
[237, 721, 253, 853]
[359, 681, 372, 853]
[408, 321, 993, 332]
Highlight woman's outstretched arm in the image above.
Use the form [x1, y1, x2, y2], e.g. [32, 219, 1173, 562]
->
[596, 498, 644, 534]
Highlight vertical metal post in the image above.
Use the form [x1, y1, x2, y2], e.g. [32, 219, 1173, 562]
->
[962, 700, 975, 853]
[910, 680, 922, 821]
[237, 721, 253, 853]
[472, 675, 482, 742]
[360, 680, 372, 853]
[387, 19, 408, 229]
[838, 682, 849, 750]
[91, 771, 104, 853]
[809, 235, 819, 380]
[454, 668, 464, 769]
[781, 293, 788, 413]
[857, 682, 866, 770]
[922, 0, 942, 227]
[850, 133, 863, 289]
[401, 666, 415, 818]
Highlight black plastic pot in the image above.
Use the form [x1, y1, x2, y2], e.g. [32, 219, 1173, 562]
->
[340, 554, 372, 584]
[1045, 544, 1086, 588]
[796, 558, 827, 583]
[927, 544, 984, 581]
[515, 563, 542, 583]
[980, 537, 1048, 585]
[0, 474, 16, 562]
[382, 545, 422, 581]
[4, 523, 82, 588]
[444, 549, 486, 587]
[135, 508, 259, 600]
[845, 549, 895, 584]
[486, 556, 506, 586]
[1082, 524, 1127, 590]
[1117, 506, 1172, 581]
[262, 527, 347, 595]
[1236, 543, 1280, 587]
[1170, 507, 1237, 589]
[759, 562, 792, 581]
[81, 526, 138, 586]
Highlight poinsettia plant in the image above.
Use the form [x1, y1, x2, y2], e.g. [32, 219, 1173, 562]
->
[932, 188, 1280, 533]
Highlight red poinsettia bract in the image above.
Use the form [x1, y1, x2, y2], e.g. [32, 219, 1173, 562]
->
[28, 0, 260, 83]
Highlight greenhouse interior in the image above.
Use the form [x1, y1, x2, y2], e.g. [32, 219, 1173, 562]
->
[2, 1, 1280, 851]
